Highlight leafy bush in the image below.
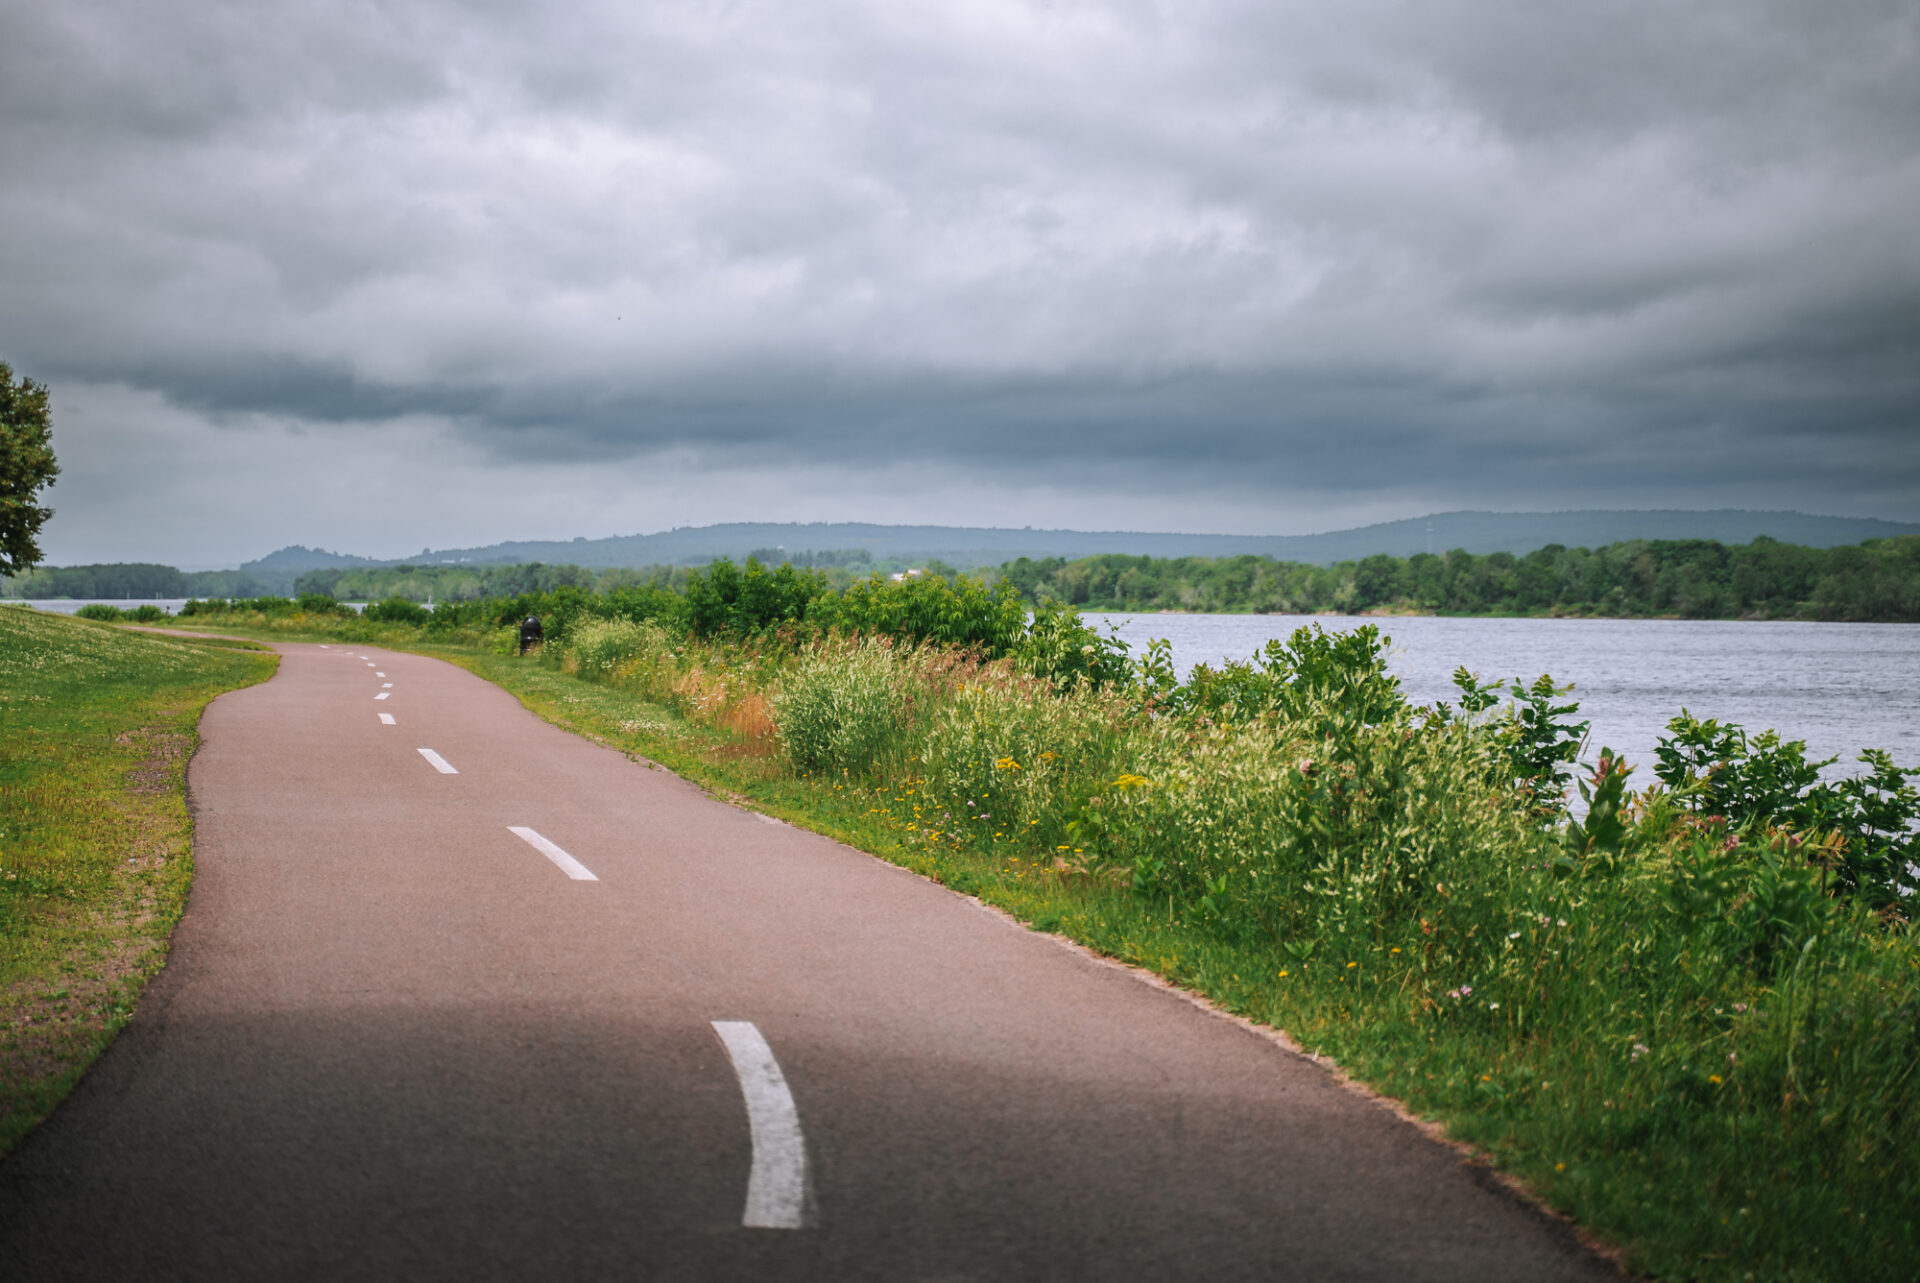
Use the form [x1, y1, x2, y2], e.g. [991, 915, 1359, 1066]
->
[602, 583, 687, 630]
[684, 558, 825, 638]
[1654, 713, 1919, 905]
[487, 585, 598, 643]
[66, 600, 164, 624]
[1449, 669, 1590, 814]
[1143, 623, 1408, 729]
[1101, 710, 1538, 950]
[809, 571, 1028, 655]
[364, 596, 429, 625]
[180, 597, 288, 618]
[1015, 597, 1131, 689]
[422, 598, 486, 631]
[296, 592, 351, 616]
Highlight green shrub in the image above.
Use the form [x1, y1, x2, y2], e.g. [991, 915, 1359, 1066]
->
[296, 592, 349, 616]
[364, 596, 429, 625]
[772, 640, 911, 777]
[1095, 710, 1541, 950]
[602, 583, 687, 630]
[1016, 597, 1132, 689]
[73, 603, 124, 621]
[1446, 668, 1590, 815]
[1142, 623, 1408, 729]
[488, 585, 598, 643]
[1654, 713, 1919, 905]
[809, 571, 1028, 655]
[684, 557, 825, 638]
[567, 617, 678, 697]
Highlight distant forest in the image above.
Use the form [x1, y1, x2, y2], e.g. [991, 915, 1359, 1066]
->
[0, 562, 278, 600]
[288, 551, 892, 602]
[7, 536, 1919, 622]
[1000, 536, 1920, 621]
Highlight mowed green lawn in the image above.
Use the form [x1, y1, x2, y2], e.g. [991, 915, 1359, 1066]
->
[0, 607, 275, 1154]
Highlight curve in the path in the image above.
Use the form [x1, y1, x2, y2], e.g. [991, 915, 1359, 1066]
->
[0, 642, 1621, 1281]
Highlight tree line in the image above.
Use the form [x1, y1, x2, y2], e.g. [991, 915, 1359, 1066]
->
[12, 535, 1920, 622]
[0, 562, 285, 600]
[997, 536, 1920, 621]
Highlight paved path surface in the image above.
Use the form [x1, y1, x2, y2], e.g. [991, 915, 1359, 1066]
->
[0, 644, 1621, 1280]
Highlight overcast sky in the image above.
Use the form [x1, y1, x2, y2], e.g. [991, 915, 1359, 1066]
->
[4, 0, 1916, 567]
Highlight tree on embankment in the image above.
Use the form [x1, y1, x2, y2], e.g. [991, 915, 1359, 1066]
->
[1, 362, 60, 575]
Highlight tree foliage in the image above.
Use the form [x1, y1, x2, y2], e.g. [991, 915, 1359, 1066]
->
[0, 362, 59, 574]
[1000, 536, 1920, 621]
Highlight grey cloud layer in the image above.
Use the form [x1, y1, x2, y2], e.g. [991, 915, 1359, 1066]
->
[3, 0, 1916, 515]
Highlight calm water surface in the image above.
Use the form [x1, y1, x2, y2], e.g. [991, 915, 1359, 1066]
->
[7, 598, 197, 614]
[1094, 613, 1920, 786]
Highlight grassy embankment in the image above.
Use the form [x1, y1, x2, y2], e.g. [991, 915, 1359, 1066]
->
[0, 607, 275, 1154]
[155, 597, 1919, 1283]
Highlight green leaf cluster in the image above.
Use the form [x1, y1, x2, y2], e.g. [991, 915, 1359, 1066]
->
[0, 363, 59, 575]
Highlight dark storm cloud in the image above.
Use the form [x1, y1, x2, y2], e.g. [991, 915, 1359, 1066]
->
[2, 0, 1916, 539]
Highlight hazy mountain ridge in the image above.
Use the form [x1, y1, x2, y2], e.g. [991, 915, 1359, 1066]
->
[240, 510, 1920, 575]
[242, 545, 382, 573]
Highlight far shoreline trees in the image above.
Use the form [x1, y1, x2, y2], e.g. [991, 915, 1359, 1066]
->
[8, 535, 1920, 623]
[1001, 537, 1920, 622]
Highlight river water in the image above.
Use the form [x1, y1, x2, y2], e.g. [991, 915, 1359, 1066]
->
[1093, 613, 1920, 787]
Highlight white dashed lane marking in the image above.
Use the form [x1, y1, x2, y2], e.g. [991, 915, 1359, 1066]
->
[375, 692, 390, 701]
[417, 748, 458, 774]
[506, 827, 598, 881]
[711, 1022, 811, 1229]
[378, 713, 396, 725]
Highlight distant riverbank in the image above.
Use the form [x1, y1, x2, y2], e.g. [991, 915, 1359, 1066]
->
[9, 532, 1920, 623]
[999, 536, 1920, 622]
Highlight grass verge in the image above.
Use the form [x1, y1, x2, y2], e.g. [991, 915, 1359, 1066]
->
[0, 607, 276, 1155]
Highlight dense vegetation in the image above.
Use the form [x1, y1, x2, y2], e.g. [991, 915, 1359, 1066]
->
[288, 553, 936, 603]
[1003, 535, 1920, 620]
[166, 566, 1920, 1280]
[0, 362, 59, 575]
[17, 534, 1920, 623]
[0, 607, 275, 1153]
[0, 561, 288, 601]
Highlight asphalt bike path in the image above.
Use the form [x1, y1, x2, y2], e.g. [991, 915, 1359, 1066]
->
[0, 643, 1621, 1280]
